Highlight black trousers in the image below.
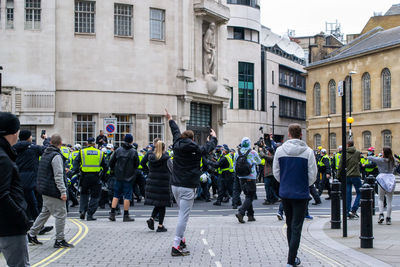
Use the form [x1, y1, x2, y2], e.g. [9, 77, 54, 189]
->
[151, 206, 166, 225]
[318, 173, 331, 197]
[282, 198, 308, 265]
[80, 177, 102, 216]
[217, 173, 233, 202]
[133, 170, 146, 198]
[238, 179, 256, 216]
[232, 175, 242, 206]
[23, 189, 39, 221]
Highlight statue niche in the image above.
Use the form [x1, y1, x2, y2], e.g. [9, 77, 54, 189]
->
[203, 22, 218, 95]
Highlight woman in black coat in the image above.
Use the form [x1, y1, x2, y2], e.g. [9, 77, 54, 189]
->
[145, 141, 172, 232]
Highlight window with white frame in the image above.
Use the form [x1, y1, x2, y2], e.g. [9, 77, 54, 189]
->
[75, 1, 95, 34]
[114, 3, 133, 37]
[362, 131, 371, 149]
[149, 116, 164, 144]
[114, 115, 133, 148]
[314, 134, 321, 149]
[329, 133, 336, 150]
[74, 114, 96, 145]
[25, 0, 41, 30]
[382, 130, 392, 148]
[328, 80, 336, 114]
[150, 8, 165, 41]
[6, 0, 14, 29]
[314, 83, 321, 116]
[381, 68, 391, 109]
[362, 72, 371, 110]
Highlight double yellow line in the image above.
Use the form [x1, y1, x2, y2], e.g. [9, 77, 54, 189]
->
[32, 219, 89, 267]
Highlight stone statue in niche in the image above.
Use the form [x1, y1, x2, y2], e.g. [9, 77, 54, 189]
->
[203, 22, 218, 95]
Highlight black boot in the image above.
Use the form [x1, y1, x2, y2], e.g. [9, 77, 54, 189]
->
[109, 212, 116, 221]
[86, 214, 97, 221]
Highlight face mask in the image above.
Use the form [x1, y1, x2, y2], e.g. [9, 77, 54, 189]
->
[106, 150, 112, 154]
[367, 152, 373, 156]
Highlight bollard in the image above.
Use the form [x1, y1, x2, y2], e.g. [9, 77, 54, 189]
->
[365, 175, 376, 215]
[331, 179, 341, 229]
[360, 184, 374, 248]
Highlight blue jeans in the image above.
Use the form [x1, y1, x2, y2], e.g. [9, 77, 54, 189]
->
[346, 176, 362, 213]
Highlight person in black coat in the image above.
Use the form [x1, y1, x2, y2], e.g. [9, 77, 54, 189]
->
[0, 112, 31, 267]
[145, 141, 172, 232]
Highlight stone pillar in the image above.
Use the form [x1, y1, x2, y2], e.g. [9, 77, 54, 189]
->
[135, 114, 149, 148]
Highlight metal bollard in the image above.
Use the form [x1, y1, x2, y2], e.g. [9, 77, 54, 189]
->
[360, 184, 374, 248]
[365, 175, 376, 215]
[331, 179, 341, 229]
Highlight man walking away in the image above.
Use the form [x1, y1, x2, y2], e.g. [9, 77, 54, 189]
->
[234, 137, 261, 223]
[165, 110, 217, 257]
[273, 124, 317, 267]
[28, 134, 74, 249]
[108, 134, 139, 222]
[0, 112, 31, 267]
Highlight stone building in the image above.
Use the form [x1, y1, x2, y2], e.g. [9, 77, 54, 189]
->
[0, 0, 271, 148]
[305, 26, 400, 154]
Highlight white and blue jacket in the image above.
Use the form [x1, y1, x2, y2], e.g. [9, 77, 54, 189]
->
[273, 139, 317, 199]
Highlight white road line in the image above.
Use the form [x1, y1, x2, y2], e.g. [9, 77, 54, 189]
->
[208, 249, 215, 257]
[202, 238, 208, 245]
[201, 229, 205, 235]
[215, 261, 222, 267]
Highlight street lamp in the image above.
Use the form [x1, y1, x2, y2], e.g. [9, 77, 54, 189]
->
[327, 116, 331, 156]
[348, 71, 357, 139]
[270, 101, 277, 137]
[0, 66, 3, 112]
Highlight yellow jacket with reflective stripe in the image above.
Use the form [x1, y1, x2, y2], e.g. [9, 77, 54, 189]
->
[80, 147, 103, 172]
[218, 155, 234, 174]
[335, 153, 342, 170]
[138, 155, 143, 169]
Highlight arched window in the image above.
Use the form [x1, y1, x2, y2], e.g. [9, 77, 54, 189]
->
[381, 68, 391, 108]
[314, 83, 321, 116]
[328, 80, 336, 114]
[314, 134, 321, 149]
[362, 131, 371, 149]
[345, 76, 352, 113]
[329, 133, 336, 150]
[362, 73, 371, 110]
[382, 130, 392, 148]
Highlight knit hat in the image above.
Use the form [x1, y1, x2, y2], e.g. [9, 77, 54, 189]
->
[0, 112, 20, 137]
[223, 144, 229, 151]
[124, 134, 133, 143]
[241, 137, 251, 148]
[19, 129, 32, 141]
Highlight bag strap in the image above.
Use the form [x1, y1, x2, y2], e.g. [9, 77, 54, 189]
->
[245, 149, 251, 157]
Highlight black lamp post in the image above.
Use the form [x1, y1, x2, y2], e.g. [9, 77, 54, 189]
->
[270, 101, 277, 136]
[0, 66, 3, 112]
[348, 71, 357, 140]
[327, 116, 331, 156]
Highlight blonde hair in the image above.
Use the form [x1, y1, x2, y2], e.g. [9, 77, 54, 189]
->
[155, 141, 166, 160]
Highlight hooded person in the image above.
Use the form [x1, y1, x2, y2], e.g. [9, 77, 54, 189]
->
[233, 137, 261, 223]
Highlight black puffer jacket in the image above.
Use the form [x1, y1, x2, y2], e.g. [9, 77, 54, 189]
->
[144, 153, 172, 207]
[13, 140, 47, 190]
[169, 120, 217, 188]
[109, 143, 139, 182]
[0, 137, 30, 237]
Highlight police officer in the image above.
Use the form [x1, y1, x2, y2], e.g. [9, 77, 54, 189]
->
[318, 149, 332, 199]
[208, 144, 234, 206]
[70, 137, 107, 221]
[332, 146, 342, 179]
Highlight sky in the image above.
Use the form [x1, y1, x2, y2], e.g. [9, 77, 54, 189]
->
[260, 0, 400, 37]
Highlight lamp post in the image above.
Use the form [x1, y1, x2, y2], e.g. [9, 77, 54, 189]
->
[270, 101, 277, 136]
[0, 66, 3, 112]
[348, 71, 357, 139]
[327, 116, 331, 156]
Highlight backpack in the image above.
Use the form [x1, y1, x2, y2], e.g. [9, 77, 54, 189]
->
[235, 149, 252, 176]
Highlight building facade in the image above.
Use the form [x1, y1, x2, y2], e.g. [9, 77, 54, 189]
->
[306, 26, 400, 154]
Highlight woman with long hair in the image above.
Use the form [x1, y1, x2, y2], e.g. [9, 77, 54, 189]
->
[368, 147, 397, 225]
[145, 141, 172, 232]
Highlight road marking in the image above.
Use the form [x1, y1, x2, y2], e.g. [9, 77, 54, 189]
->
[201, 229, 205, 235]
[202, 238, 208, 245]
[215, 261, 222, 267]
[208, 249, 215, 257]
[32, 219, 89, 267]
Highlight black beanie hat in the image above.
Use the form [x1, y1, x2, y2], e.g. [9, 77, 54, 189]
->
[19, 129, 32, 141]
[0, 112, 20, 137]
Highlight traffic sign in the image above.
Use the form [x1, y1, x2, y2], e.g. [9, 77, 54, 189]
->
[104, 118, 117, 134]
[338, 81, 344, 97]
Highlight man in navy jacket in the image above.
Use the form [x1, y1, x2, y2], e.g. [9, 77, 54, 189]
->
[273, 124, 317, 267]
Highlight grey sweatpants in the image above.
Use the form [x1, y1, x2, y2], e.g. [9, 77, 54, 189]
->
[29, 195, 67, 241]
[171, 185, 195, 247]
[0, 235, 30, 267]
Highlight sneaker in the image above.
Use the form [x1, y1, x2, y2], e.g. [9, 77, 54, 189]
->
[305, 215, 313, 220]
[147, 218, 155, 230]
[171, 246, 190, 256]
[38, 226, 54, 235]
[156, 226, 168, 232]
[86, 214, 97, 221]
[386, 217, 391, 225]
[108, 212, 116, 222]
[54, 240, 74, 248]
[378, 213, 384, 224]
[235, 213, 245, 224]
[348, 212, 356, 220]
[295, 257, 301, 265]
[277, 213, 283, 221]
[180, 239, 187, 249]
[79, 212, 86, 220]
[123, 214, 135, 222]
[28, 234, 43, 245]
[213, 201, 221, 206]
[350, 211, 359, 218]
[247, 215, 256, 222]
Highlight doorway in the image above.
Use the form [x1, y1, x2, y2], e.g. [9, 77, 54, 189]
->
[187, 102, 212, 145]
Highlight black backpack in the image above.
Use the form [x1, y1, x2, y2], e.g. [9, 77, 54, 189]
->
[235, 149, 252, 176]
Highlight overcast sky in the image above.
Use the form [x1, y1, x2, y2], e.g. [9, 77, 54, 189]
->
[260, 1, 400, 37]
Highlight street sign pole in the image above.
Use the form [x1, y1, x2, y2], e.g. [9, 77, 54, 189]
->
[341, 80, 347, 238]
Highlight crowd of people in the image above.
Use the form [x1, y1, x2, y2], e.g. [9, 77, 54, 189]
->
[1, 110, 399, 267]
